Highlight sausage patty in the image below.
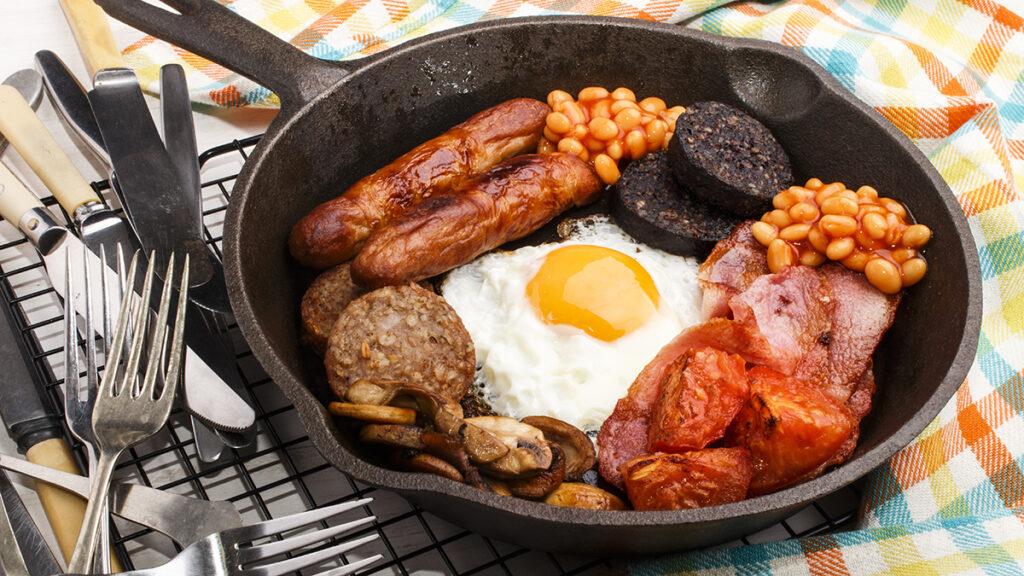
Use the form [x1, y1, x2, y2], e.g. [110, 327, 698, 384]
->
[324, 284, 475, 402]
[300, 263, 366, 354]
[290, 98, 550, 269]
[351, 153, 602, 288]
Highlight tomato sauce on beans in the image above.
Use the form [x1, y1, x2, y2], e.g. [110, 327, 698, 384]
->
[751, 179, 931, 294]
[540, 87, 685, 185]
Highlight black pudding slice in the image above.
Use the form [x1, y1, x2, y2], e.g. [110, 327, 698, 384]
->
[668, 101, 793, 217]
[612, 151, 740, 258]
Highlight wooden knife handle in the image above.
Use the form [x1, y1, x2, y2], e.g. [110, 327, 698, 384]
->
[25, 438, 122, 571]
[0, 163, 45, 227]
[59, 0, 125, 77]
[0, 86, 101, 215]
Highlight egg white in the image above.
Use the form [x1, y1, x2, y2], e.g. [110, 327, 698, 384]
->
[441, 216, 703, 432]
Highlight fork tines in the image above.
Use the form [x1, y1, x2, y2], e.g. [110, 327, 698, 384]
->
[229, 498, 381, 576]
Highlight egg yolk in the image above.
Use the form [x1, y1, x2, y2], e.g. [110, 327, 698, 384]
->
[526, 245, 660, 341]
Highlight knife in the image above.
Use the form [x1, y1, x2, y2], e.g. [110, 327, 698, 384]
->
[0, 471, 61, 576]
[0, 162, 255, 433]
[0, 454, 242, 546]
[30, 57, 255, 447]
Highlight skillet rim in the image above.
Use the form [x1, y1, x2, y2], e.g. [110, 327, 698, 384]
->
[224, 15, 982, 529]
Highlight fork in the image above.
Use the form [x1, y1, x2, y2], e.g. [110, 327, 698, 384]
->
[63, 245, 125, 572]
[68, 498, 381, 576]
[66, 250, 190, 573]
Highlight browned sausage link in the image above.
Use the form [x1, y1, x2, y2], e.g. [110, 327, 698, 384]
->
[289, 98, 550, 269]
[351, 153, 602, 288]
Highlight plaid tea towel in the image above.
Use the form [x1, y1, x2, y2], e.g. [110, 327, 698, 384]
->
[121, 0, 1024, 573]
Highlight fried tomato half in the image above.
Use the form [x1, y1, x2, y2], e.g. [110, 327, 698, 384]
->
[728, 367, 855, 495]
[647, 347, 749, 453]
[622, 448, 752, 510]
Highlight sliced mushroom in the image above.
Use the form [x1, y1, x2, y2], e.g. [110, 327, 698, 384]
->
[394, 452, 463, 483]
[521, 416, 596, 480]
[507, 443, 566, 499]
[329, 402, 417, 425]
[460, 423, 509, 464]
[467, 417, 553, 478]
[359, 424, 425, 449]
[421, 431, 485, 489]
[543, 483, 626, 510]
[389, 387, 464, 436]
[346, 380, 398, 405]
[485, 478, 512, 496]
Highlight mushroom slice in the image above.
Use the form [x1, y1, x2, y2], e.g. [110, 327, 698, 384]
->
[346, 380, 398, 405]
[359, 424, 425, 449]
[485, 478, 512, 497]
[395, 452, 463, 483]
[521, 416, 596, 481]
[461, 423, 509, 464]
[329, 402, 417, 425]
[467, 417, 553, 477]
[390, 387, 464, 436]
[543, 483, 626, 510]
[421, 431, 485, 489]
[507, 444, 566, 499]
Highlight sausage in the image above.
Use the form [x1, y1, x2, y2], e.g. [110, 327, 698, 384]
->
[289, 98, 550, 269]
[350, 153, 603, 288]
[324, 284, 475, 403]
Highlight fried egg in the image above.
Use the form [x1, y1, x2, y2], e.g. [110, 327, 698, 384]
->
[441, 216, 702, 432]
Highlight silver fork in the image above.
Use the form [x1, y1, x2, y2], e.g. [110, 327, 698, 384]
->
[63, 245, 124, 573]
[67, 250, 190, 573]
[69, 498, 381, 576]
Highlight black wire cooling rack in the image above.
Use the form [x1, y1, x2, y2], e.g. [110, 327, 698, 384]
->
[0, 135, 863, 575]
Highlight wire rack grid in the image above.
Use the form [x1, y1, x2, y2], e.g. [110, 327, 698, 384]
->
[0, 135, 862, 576]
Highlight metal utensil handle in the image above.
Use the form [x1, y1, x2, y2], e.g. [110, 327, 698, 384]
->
[94, 0, 351, 109]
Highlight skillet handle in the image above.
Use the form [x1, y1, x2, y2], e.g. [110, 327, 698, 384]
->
[93, 0, 351, 109]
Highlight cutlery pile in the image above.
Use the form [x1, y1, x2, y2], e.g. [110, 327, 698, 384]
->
[0, 4, 381, 573]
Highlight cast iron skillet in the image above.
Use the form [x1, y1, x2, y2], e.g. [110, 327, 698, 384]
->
[98, 0, 981, 554]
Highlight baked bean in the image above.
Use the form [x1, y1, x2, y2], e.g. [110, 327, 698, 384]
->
[842, 251, 870, 272]
[879, 198, 907, 218]
[606, 140, 624, 160]
[611, 87, 636, 101]
[820, 214, 858, 237]
[773, 190, 799, 211]
[583, 136, 606, 152]
[614, 108, 642, 131]
[561, 101, 586, 125]
[594, 153, 621, 185]
[826, 237, 855, 261]
[821, 195, 859, 216]
[571, 124, 588, 140]
[856, 228, 882, 250]
[805, 178, 824, 190]
[751, 221, 778, 246]
[764, 209, 793, 229]
[639, 97, 667, 114]
[611, 99, 640, 114]
[767, 239, 796, 273]
[662, 132, 672, 150]
[578, 86, 610, 101]
[589, 117, 619, 141]
[862, 212, 888, 240]
[558, 137, 585, 156]
[645, 120, 667, 150]
[902, 224, 931, 248]
[891, 248, 915, 263]
[546, 112, 572, 134]
[625, 130, 647, 159]
[814, 182, 845, 203]
[800, 249, 826, 267]
[537, 139, 555, 154]
[864, 257, 902, 294]
[591, 99, 613, 119]
[856, 185, 879, 200]
[547, 90, 573, 108]
[808, 226, 830, 253]
[885, 213, 903, 245]
[779, 223, 812, 242]
[789, 202, 820, 222]
[901, 258, 927, 286]
[543, 127, 562, 143]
